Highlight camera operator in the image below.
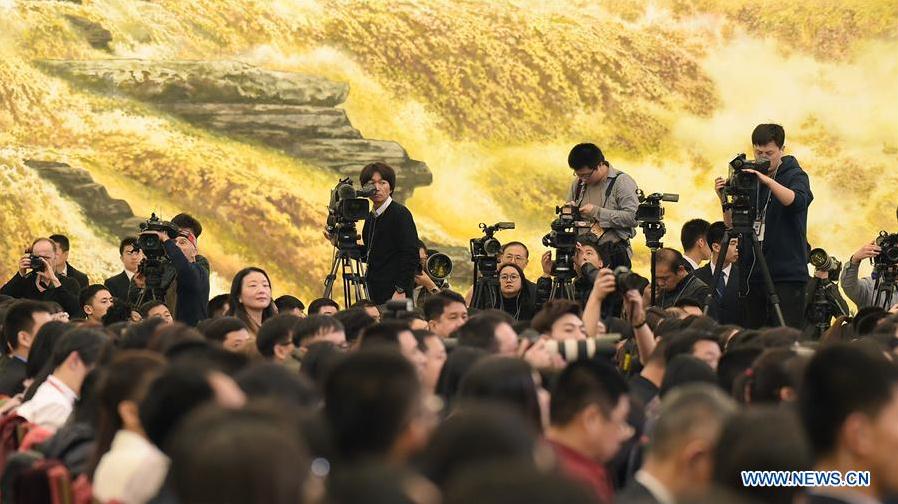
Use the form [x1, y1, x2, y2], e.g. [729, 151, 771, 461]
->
[841, 240, 898, 309]
[413, 240, 449, 307]
[539, 233, 623, 315]
[140, 229, 209, 326]
[647, 248, 710, 310]
[1, 238, 80, 316]
[171, 213, 212, 274]
[566, 143, 639, 268]
[713, 124, 813, 329]
[359, 162, 420, 305]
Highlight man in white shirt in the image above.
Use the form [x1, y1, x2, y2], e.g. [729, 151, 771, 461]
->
[16, 328, 106, 431]
[694, 221, 742, 325]
[618, 384, 736, 504]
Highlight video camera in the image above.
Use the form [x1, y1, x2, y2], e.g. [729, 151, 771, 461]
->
[635, 190, 678, 249]
[469, 222, 514, 309]
[542, 205, 590, 280]
[325, 178, 376, 250]
[874, 231, 898, 269]
[137, 213, 179, 290]
[809, 248, 842, 282]
[723, 154, 770, 228]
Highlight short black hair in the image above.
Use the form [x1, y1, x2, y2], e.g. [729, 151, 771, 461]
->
[799, 344, 898, 458]
[102, 299, 133, 326]
[80, 284, 111, 309]
[293, 315, 344, 346]
[751, 124, 786, 149]
[2, 300, 52, 352]
[171, 213, 203, 238]
[333, 308, 377, 343]
[351, 299, 378, 309]
[500, 241, 530, 258]
[49, 234, 70, 252]
[308, 298, 340, 315]
[707, 221, 728, 250]
[453, 313, 508, 353]
[207, 294, 229, 317]
[423, 291, 467, 321]
[140, 365, 215, 450]
[358, 321, 409, 350]
[567, 143, 605, 170]
[575, 233, 610, 264]
[200, 316, 247, 344]
[458, 357, 543, 433]
[654, 247, 687, 273]
[139, 300, 169, 319]
[680, 219, 710, 252]
[256, 314, 300, 358]
[273, 295, 304, 312]
[550, 359, 628, 426]
[26, 321, 70, 380]
[360, 162, 397, 194]
[531, 299, 581, 335]
[664, 330, 721, 362]
[324, 348, 420, 461]
[119, 236, 138, 256]
[50, 327, 107, 369]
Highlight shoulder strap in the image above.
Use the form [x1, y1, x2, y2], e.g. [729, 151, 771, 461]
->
[602, 175, 619, 208]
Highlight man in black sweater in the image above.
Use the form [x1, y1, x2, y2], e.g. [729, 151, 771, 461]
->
[714, 124, 813, 329]
[359, 162, 420, 305]
[1, 238, 81, 316]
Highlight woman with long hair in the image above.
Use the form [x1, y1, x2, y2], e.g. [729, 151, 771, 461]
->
[497, 263, 535, 322]
[226, 267, 276, 335]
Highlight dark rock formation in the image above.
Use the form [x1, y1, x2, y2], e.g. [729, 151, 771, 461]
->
[64, 15, 112, 51]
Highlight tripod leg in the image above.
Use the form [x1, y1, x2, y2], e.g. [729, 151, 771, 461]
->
[323, 250, 341, 299]
[750, 235, 786, 327]
[702, 231, 731, 316]
[650, 249, 657, 306]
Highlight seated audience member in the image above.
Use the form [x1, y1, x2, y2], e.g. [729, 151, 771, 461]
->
[226, 267, 275, 335]
[664, 330, 723, 372]
[359, 321, 426, 374]
[16, 328, 107, 430]
[423, 291, 469, 339]
[627, 340, 667, 408]
[1, 237, 80, 316]
[648, 248, 710, 310]
[436, 347, 490, 407]
[140, 300, 174, 323]
[91, 352, 168, 504]
[799, 344, 898, 504]
[37, 368, 101, 476]
[103, 298, 136, 326]
[0, 300, 53, 396]
[201, 316, 252, 353]
[324, 349, 432, 464]
[307, 297, 340, 316]
[256, 314, 300, 363]
[445, 460, 599, 504]
[497, 263, 536, 322]
[618, 384, 736, 504]
[235, 363, 318, 409]
[457, 356, 545, 433]
[104, 236, 142, 301]
[742, 348, 809, 404]
[24, 321, 70, 393]
[294, 315, 347, 354]
[659, 355, 717, 399]
[274, 295, 306, 317]
[531, 299, 587, 341]
[334, 308, 377, 345]
[673, 298, 705, 317]
[413, 329, 447, 394]
[49, 234, 90, 289]
[546, 360, 632, 504]
[80, 284, 113, 324]
[139, 366, 216, 455]
[351, 299, 382, 322]
[206, 293, 230, 319]
[453, 312, 518, 356]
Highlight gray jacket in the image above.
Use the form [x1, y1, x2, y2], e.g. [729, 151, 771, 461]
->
[567, 164, 639, 243]
[840, 259, 897, 309]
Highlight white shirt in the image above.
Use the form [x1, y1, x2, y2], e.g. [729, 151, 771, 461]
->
[684, 256, 700, 271]
[125, 269, 136, 281]
[709, 261, 733, 286]
[634, 470, 675, 504]
[16, 375, 77, 431]
[373, 196, 393, 217]
[93, 430, 170, 504]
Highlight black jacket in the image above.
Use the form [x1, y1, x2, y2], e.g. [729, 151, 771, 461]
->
[742, 155, 813, 284]
[694, 263, 743, 326]
[0, 272, 81, 316]
[163, 240, 209, 326]
[656, 273, 710, 309]
[104, 270, 131, 300]
[0, 356, 27, 397]
[362, 200, 419, 304]
[617, 479, 664, 504]
[62, 262, 89, 290]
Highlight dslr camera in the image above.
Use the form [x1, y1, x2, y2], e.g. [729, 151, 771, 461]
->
[723, 154, 770, 228]
[419, 250, 453, 288]
[28, 255, 47, 273]
[809, 248, 842, 282]
[325, 178, 376, 250]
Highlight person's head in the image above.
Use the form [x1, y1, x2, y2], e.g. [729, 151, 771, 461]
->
[360, 162, 397, 207]
[139, 365, 216, 451]
[674, 299, 705, 318]
[498, 263, 526, 299]
[139, 300, 173, 323]
[550, 359, 631, 462]
[206, 293, 229, 319]
[118, 236, 143, 273]
[173, 230, 198, 263]
[80, 284, 113, 323]
[333, 308, 377, 344]
[568, 143, 609, 185]
[531, 299, 585, 341]
[706, 221, 739, 265]
[168, 404, 308, 504]
[660, 355, 718, 398]
[307, 297, 340, 316]
[235, 363, 319, 409]
[444, 460, 598, 504]
[48, 234, 70, 270]
[227, 267, 275, 331]
[25, 320, 69, 380]
[454, 313, 518, 356]
[90, 351, 166, 477]
[273, 295, 305, 317]
[680, 219, 711, 261]
[745, 348, 809, 404]
[424, 291, 469, 338]
[665, 330, 723, 371]
[499, 242, 530, 270]
[574, 234, 606, 273]
[294, 314, 346, 349]
[413, 329, 446, 393]
[50, 327, 108, 392]
[458, 356, 543, 433]
[751, 123, 786, 172]
[654, 248, 689, 293]
[171, 213, 203, 239]
[256, 314, 300, 362]
[644, 384, 737, 500]
[2, 300, 53, 355]
[101, 299, 133, 327]
[799, 344, 898, 497]
[351, 299, 382, 322]
[325, 348, 430, 462]
[360, 321, 425, 371]
[28, 238, 58, 274]
[201, 316, 251, 352]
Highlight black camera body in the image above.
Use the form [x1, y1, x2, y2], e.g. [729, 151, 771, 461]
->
[809, 248, 842, 282]
[470, 222, 515, 276]
[613, 266, 649, 297]
[874, 231, 898, 269]
[542, 205, 589, 280]
[137, 213, 179, 290]
[28, 255, 46, 273]
[326, 178, 375, 250]
[636, 190, 678, 249]
[724, 154, 770, 229]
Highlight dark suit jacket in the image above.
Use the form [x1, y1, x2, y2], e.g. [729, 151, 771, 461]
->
[104, 271, 131, 301]
[63, 263, 89, 290]
[617, 479, 663, 504]
[0, 356, 28, 397]
[694, 263, 743, 326]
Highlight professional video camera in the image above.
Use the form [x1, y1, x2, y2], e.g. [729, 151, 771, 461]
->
[419, 250, 453, 288]
[470, 222, 515, 309]
[542, 204, 589, 281]
[809, 248, 842, 282]
[722, 153, 770, 228]
[137, 213, 179, 290]
[635, 190, 678, 249]
[325, 178, 376, 250]
[874, 231, 898, 269]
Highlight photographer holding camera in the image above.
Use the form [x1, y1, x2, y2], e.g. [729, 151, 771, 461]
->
[566, 143, 639, 268]
[713, 124, 813, 329]
[1, 238, 81, 316]
[841, 239, 898, 309]
[359, 162, 420, 305]
[139, 228, 209, 326]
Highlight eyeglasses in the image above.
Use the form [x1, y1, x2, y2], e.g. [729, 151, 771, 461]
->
[499, 275, 521, 282]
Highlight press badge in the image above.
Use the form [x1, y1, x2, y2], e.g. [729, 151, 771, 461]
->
[753, 219, 766, 241]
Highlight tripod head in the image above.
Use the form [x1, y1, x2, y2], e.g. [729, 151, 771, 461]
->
[636, 189, 678, 250]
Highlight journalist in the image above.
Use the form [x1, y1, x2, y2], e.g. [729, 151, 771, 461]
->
[141, 229, 209, 326]
[714, 124, 813, 329]
[1, 238, 80, 316]
[359, 162, 420, 305]
[566, 143, 640, 268]
[840, 239, 898, 309]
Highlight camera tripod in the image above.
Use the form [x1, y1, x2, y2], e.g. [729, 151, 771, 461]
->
[701, 222, 785, 327]
[873, 269, 897, 310]
[323, 246, 369, 308]
[546, 249, 578, 302]
[639, 222, 665, 306]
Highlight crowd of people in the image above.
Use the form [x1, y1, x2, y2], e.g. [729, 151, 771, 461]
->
[0, 124, 897, 503]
